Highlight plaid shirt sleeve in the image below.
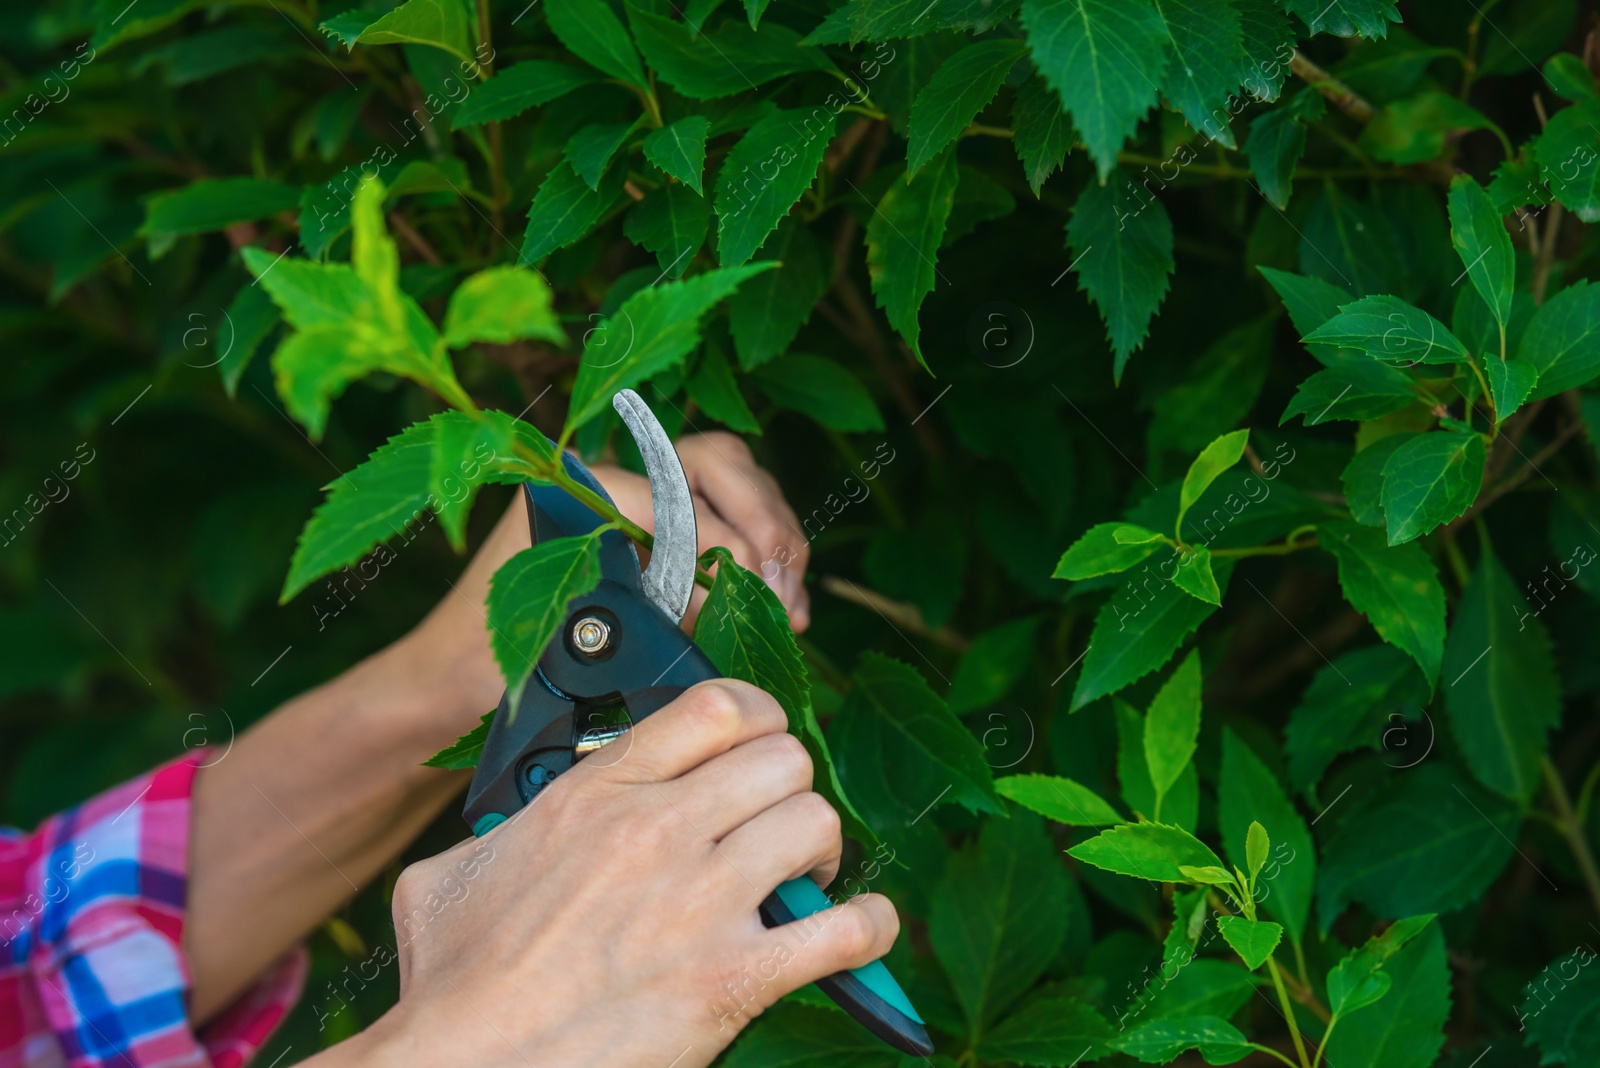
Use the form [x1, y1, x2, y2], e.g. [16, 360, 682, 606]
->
[1, 752, 307, 1068]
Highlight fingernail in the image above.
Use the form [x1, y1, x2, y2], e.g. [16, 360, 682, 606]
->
[761, 559, 781, 583]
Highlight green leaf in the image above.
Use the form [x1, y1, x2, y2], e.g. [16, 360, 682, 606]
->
[1284, 644, 1429, 789]
[1341, 433, 1413, 527]
[443, 266, 565, 348]
[628, 6, 832, 99]
[1012, 76, 1073, 195]
[1360, 91, 1494, 165]
[1447, 175, 1514, 331]
[1258, 266, 1355, 365]
[339, 0, 476, 61]
[1177, 864, 1238, 888]
[1245, 821, 1269, 881]
[1021, 0, 1170, 180]
[1073, 559, 1233, 710]
[1324, 924, 1450, 1068]
[1144, 649, 1201, 816]
[1486, 355, 1538, 422]
[265, 323, 393, 441]
[1318, 764, 1518, 927]
[1066, 168, 1175, 380]
[1116, 700, 1198, 831]
[727, 217, 831, 370]
[1053, 523, 1164, 580]
[996, 773, 1122, 826]
[716, 107, 837, 268]
[422, 710, 494, 769]
[948, 616, 1042, 713]
[1215, 916, 1282, 971]
[1302, 295, 1470, 365]
[1319, 520, 1446, 685]
[1378, 430, 1485, 544]
[1112, 1016, 1253, 1064]
[1522, 948, 1600, 1065]
[826, 0, 1022, 44]
[1282, 0, 1398, 37]
[684, 340, 760, 433]
[844, 651, 1002, 815]
[866, 151, 961, 369]
[1545, 52, 1600, 102]
[1177, 429, 1250, 534]
[519, 160, 625, 264]
[451, 61, 599, 128]
[1236, 0, 1295, 102]
[1325, 913, 1435, 1015]
[1519, 279, 1600, 398]
[1068, 821, 1224, 883]
[1281, 361, 1418, 426]
[623, 185, 709, 279]
[1218, 730, 1314, 943]
[752, 353, 884, 432]
[487, 530, 607, 706]
[143, 178, 301, 238]
[565, 263, 776, 433]
[1152, 0, 1247, 148]
[1442, 537, 1562, 800]
[930, 810, 1073, 1030]
[722, 1004, 891, 1067]
[976, 997, 1113, 1065]
[217, 280, 280, 398]
[567, 122, 637, 192]
[1533, 98, 1600, 223]
[906, 39, 1026, 176]
[545, 0, 647, 89]
[695, 547, 877, 848]
[1245, 106, 1306, 210]
[643, 116, 711, 194]
[1170, 546, 1221, 605]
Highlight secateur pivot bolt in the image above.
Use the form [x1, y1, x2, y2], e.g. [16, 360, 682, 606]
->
[572, 615, 612, 656]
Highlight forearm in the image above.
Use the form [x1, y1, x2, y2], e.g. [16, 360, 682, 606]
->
[184, 633, 481, 1023]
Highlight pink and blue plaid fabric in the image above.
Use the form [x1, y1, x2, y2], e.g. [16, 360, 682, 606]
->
[0, 752, 306, 1067]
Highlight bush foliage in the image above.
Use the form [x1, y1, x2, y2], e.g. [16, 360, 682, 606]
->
[5, 0, 1600, 1065]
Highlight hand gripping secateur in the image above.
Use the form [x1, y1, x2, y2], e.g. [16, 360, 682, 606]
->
[462, 389, 933, 1057]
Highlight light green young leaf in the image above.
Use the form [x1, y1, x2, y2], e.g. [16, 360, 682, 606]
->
[1144, 649, 1201, 815]
[1066, 168, 1175, 381]
[1177, 429, 1249, 534]
[905, 39, 1026, 176]
[1302, 295, 1470, 365]
[727, 216, 831, 370]
[1067, 821, 1224, 883]
[1325, 914, 1435, 1015]
[622, 185, 709, 279]
[1216, 916, 1283, 971]
[1117, 700, 1198, 831]
[716, 108, 837, 267]
[443, 266, 566, 349]
[1378, 430, 1485, 545]
[1052, 522, 1164, 580]
[1442, 537, 1562, 800]
[1319, 521, 1446, 685]
[1177, 864, 1238, 888]
[996, 773, 1122, 826]
[545, 0, 647, 89]
[1012, 76, 1072, 195]
[1021, 0, 1170, 180]
[269, 325, 396, 442]
[487, 530, 608, 706]
[1447, 175, 1514, 331]
[1112, 1016, 1253, 1064]
[695, 547, 877, 848]
[867, 151, 961, 369]
[451, 61, 599, 128]
[565, 263, 776, 433]
[1218, 730, 1314, 944]
[752, 353, 884, 432]
[1245, 821, 1269, 882]
[643, 116, 711, 194]
[1324, 924, 1450, 1068]
[1518, 279, 1600, 399]
[143, 177, 301, 237]
[1171, 545, 1221, 605]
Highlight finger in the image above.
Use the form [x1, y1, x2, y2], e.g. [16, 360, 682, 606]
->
[718, 791, 842, 901]
[665, 731, 813, 839]
[605, 679, 787, 783]
[756, 894, 900, 995]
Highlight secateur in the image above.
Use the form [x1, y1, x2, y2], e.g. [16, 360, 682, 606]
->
[461, 389, 933, 1057]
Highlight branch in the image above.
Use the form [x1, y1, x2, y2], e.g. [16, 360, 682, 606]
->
[818, 575, 970, 651]
[1290, 50, 1374, 124]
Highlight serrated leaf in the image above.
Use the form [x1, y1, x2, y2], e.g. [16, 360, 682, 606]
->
[1443, 538, 1562, 800]
[520, 160, 625, 264]
[1246, 106, 1305, 210]
[1284, 644, 1429, 788]
[827, 0, 1022, 44]
[451, 61, 599, 128]
[142, 177, 301, 237]
[1379, 430, 1485, 544]
[1303, 295, 1470, 365]
[684, 339, 759, 433]
[1519, 278, 1600, 399]
[443, 266, 565, 349]
[1073, 559, 1232, 710]
[1448, 175, 1514, 332]
[1068, 821, 1223, 883]
[1324, 924, 1450, 1068]
[546, 0, 647, 89]
[844, 651, 1002, 815]
[1177, 429, 1249, 534]
[866, 151, 960, 369]
[1319, 520, 1445, 685]
[1171, 545, 1221, 605]
[716, 107, 837, 267]
[721, 1004, 889, 1067]
[487, 530, 607, 706]
[1022, 0, 1171, 180]
[727, 216, 831, 370]
[268, 325, 394, 441]
[628, 5, 833, 99]
[949, 616, 1042, 713]
[906, 39, 1026, 176]
[565, 263, 775, 433]
[695, 547, 877, 848]
[1258, 266, 1355, 365]
[1522, 947, 1600, 1065]
[1533, 97, 1600, 222]
[1236, 0, 1294, 102]
[1486, 355, 1538, 422]
[996, 773, 1122, 826]
[752, 353, 884, 432]
[423, 710, 494, 769]
[1144, 649, 1201, 815]
[1281, 362, 1418, 426]
[1341, 433, 1413, 527]
[1325, 913, 1435, 1015]
[643, 116, 711, 194]
[1066, 169, 1175, 379]
[1152, 0, 1247, 148]
[1218, 730, 1314, 944]
[1053, 523, 1165, 580]
[567, 121, 637, 191]
[1283, 0, 1398, 38]
[1546, 52, 1600, 102]
[340, 0, 475, 61]
[1216, 916, 1282, 970]
[1112, 1016, 1253, 1065]
[1177, 864, 1237, 887]
[623, 184, 709, 279]
[1012, 76, 1072, 195]
[976, 996, 1113, 1065]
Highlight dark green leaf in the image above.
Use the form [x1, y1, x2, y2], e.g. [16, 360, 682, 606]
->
[546, 0, 647, 89]
[1360, 91, 1493, 165]
[1236, 0, 1295, 102]
[905, 39, 1026, 176]
[629, 6, 833, 99]
[567, 121, 637, 191]
[1282, 0, 1399, 39]
[976, 996, 1113, 1065]
[722, 1003, 890, 1067]
[727, 217, 831, 370]
[996, 773, 1123, 826]
[685, 340, 759, 433]
[1447, 175, 1514, 331]
[643, 116, 711, 194]
[1149, 318, 1273, 457]
[520, 160, 625, 264]
[451, 61, 600, 128]
[1245, 106, 1305, 210]
[1533, 97, 1600, 223]
[623, 184, 709, 279]
[1111, 1016, 1253, 1065]
[1379, 430, 1485, 544]
[752, 353, 884, 432]
[1319, 520, 1446, 685]
[948, 615, 1042, 713]
[217, 280, 280, 398]
[1284, 644, 1429, 789]
[1152, 0, 1247, 148]
[1302, 295, 1470, 365]
[422, 710, 493, 769]
[1523, 947, 1600, 1065]
[1281, 362, 1418, 426]
[143, 178, 301, 237]
[716, 107, 837, 267]
[1341, 433, 1413, 527]
[340, 0, 476, 61]
[1258, 266, 1356, 365]
[1546, 52, 1600, 102]
[1519, 278, 1600, 398]
[1012, 76, 1073, 195]
[1066, 168, 1175, 380]
[1325, 913, 1435, 1015]
[1324, 924, 1451, 1068]
[866, 150, 960, 368]
[1486, 355, 1539, 422]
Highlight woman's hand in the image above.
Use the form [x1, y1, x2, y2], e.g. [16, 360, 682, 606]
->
[330, 681, 898, 1068]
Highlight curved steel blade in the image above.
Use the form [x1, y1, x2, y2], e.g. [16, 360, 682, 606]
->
[613, 389, 697, 623]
